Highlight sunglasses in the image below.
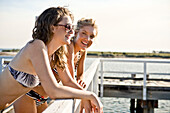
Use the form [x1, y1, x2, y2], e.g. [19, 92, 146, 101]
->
[56, 24, 74, 33]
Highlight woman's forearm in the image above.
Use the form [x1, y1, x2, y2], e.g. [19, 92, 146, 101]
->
[49, 85, 92, 100]
[62, 78, 84, 90]
[48, 84, 103, 113]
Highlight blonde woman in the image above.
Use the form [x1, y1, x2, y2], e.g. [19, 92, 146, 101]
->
[67, 18, 98, 113]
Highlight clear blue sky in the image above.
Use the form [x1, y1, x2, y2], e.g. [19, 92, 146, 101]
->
[0, 0, 170, 52]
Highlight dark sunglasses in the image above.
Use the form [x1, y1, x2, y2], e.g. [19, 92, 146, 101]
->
[56, 24, 74, 33]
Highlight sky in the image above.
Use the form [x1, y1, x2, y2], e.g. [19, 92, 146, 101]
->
[0, 0, 170, 52]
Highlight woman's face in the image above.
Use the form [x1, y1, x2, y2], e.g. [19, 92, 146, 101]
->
[75, 26, 97, 51]
[53, 15, 73, 45]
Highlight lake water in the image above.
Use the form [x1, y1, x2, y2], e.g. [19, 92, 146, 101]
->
[85, 58, 170, 113]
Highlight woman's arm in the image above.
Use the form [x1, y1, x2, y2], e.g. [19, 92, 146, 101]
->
[77, 51, 87, 81]
[27, 40, 100, 102]
[56, 65, 83, 90]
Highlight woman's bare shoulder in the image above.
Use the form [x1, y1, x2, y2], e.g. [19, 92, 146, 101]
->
[27, 40, 46, 49]
[25, 40, 46, 52]
[24, 40, 47, 58]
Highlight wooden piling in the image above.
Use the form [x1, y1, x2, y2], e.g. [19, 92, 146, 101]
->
[130, 99, 135, 113]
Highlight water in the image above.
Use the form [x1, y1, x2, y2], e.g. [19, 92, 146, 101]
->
[85, 58, 170, 113]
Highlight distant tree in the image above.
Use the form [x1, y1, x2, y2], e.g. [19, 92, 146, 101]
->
[152, 50, 156, 53]
[2, 49, 20, 52]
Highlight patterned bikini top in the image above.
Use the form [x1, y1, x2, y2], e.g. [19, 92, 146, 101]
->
[8, 65, 40, 88]
[74, 51, 81, 70]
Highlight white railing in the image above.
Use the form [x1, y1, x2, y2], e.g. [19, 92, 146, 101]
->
[43, 59, 100, 113]
[100, 58, 170, 100]
[0, 56, 13, 72]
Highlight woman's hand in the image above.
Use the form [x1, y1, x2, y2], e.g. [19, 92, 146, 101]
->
[89, 93, 103, 113]
[77, 79, 86, 88]
[80, 100, 92, 113]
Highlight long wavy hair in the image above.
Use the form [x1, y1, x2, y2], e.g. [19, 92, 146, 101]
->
[31, 7, 73, 70]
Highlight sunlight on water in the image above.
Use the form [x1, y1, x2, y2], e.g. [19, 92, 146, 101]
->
[100, 97, 170, 113]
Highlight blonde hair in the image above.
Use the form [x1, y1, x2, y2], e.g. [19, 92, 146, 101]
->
[75, 18, 98, 37]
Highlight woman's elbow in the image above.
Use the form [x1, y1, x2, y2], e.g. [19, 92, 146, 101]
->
[49, 95, 56, 100]
[44, 85, 60, 100]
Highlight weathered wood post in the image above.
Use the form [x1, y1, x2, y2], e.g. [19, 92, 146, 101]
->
[130, 99, 135, 113]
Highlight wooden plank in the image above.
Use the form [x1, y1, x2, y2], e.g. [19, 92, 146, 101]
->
[99, 84, 170, 100]
[43, 99, 74, 113]
[99, 78, 170, 88]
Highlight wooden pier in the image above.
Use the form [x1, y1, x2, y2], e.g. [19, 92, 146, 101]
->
[98, 77, 170, 113]
[99, 58, 170, 113]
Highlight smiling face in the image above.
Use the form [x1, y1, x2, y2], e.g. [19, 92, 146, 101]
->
[32, 7, 74, 46]
[52, 15, 73, 45]
[74, 25, 97, 51]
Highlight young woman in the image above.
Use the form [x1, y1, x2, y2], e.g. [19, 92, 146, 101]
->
[67, 18, 97, 85]
[67, 18, 98, 113]
[13, 18, 99, 113]
[0, 7, 103, 113]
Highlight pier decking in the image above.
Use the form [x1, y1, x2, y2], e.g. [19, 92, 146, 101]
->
[99, 77, 170, 100]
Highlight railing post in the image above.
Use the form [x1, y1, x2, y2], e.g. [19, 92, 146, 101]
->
[93, 63, 99, 95]
[0, 58, 4, 73]
[143, 62, 148, 113]
[143, 62, 147, 100]
[88, 80, 93, 92]
[100, 60, 104, 97]
[72, 99, 76, 113]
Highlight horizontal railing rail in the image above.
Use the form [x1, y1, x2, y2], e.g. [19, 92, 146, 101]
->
[99, 71, 170, 75]
[100, 59, 170, 63]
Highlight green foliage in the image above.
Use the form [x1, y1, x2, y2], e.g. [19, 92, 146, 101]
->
[2, 49, 20, 52]
[87, 51, 170, 59]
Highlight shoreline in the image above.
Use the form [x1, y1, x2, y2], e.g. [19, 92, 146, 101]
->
[0, 52, 170, 59]
[87, 54, 170, 59]
[0, 52, 17, 56]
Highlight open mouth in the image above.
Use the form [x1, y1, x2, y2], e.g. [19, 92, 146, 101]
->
[81, 41, 88, 46]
